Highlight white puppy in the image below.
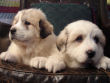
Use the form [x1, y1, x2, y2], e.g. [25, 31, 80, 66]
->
[0, 8, 65, 73]
[57, 20, 110, 69]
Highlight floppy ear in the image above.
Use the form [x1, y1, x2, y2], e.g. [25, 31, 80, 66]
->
[100, 32, 106, 47]
[56, 29, 68, 52]
[39, 19, 53, 39]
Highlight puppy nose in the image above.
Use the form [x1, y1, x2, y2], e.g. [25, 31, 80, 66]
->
[10, 28, 16, 35]
[86, 50, 96, 58]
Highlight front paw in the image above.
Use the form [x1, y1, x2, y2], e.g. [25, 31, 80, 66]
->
[45, 57, 66, 73]
[0, 52, 7, 60]
[96, 56, 110, 70]
[30, 57, 47, 69]
[0, 52, 17, 63]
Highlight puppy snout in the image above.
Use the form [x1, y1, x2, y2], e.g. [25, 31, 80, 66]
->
[10, 28, 16, 35]
[86, 50, 96, 58]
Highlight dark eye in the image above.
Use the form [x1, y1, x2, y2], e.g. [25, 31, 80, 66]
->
[75, 35, 83, 42]
[24, 21, 31, 25]
[94, 36, 99, 43]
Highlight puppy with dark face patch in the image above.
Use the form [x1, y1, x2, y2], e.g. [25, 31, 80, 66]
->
[0, 8, 65, 73]
[57, 20, 110, 69]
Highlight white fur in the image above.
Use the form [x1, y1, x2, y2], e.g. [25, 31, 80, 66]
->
[0, 8, 65, 73]
[57, 20, 110, 69]
[46, 52, 66, 73]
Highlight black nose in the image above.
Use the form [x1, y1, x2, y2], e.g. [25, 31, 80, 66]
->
[86, 50, 96, 58]
[10, 28, 16, 35]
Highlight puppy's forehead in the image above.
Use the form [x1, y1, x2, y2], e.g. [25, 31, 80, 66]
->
[15, 9, 45, 24]
[66, 20, 101, 35]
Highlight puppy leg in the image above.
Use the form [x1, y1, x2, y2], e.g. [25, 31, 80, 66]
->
[96, 56, 110, 70]
[30, 57, 47, 69]
[0, 52, 17, 63]
[45, 54, 66, 73]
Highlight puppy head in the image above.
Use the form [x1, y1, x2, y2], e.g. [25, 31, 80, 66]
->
[57, 20, 105, 66]
[9, 8, 53, 44]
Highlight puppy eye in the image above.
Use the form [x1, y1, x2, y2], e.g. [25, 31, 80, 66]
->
[24, 21, 31, 25]
[94, 36, 99, 44]
[75, 35, 83, 42]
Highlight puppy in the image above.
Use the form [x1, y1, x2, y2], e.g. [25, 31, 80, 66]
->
[57, 20, 110, 69]
[0, 8, 65, 73]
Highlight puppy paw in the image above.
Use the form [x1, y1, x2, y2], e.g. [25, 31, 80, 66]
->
[45, 57, 66, 73]
[0, 52, 7, 60]
[0, 52, 17, 63]
[96, 56, 110, 70]
[30, 57, 47, 69]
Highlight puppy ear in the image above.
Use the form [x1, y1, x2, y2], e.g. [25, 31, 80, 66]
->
[56, 29, 68, 52]
[100, 33, 106, 47]
[39, 19, 53, 39]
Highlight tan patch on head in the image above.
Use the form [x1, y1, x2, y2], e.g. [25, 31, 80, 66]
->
[21, 9, 44, 26]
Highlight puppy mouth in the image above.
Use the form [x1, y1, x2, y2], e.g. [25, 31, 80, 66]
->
[82, 59, 95, 68]
[11, 35, 28, 42]
[11, 35, 16, 40]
